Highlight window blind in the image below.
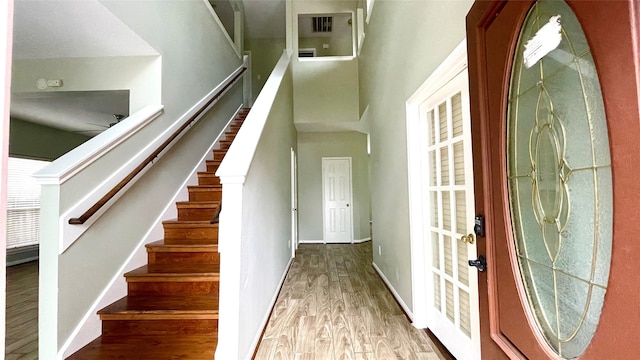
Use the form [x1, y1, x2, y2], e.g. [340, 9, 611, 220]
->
[7, 157, 49, 249]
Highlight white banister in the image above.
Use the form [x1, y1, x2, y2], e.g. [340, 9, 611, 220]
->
[215, 50, 294, 360]
[33, 105, 164, 186]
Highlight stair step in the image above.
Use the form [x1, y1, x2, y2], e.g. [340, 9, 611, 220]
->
[188, 185, 222, 202]
[219, 140, 233, 150]
[162, 220, 218, 243]
[146, 240, 219, 265]
[212, 149, 227, 161]
[198, 172, 221, 185]
[205, 160, 222, 173]
[67, 335, 217, 360]
[98, 295, 219, 319]
[125, 264, 220, 280]
[125, 264, 220, 296]
[176, 201, 220, 221]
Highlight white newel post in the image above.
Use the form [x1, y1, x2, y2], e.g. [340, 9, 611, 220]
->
[215, 177, 245, 359]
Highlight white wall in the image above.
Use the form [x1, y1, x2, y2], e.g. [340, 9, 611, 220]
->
[11, 56, 161, 114]
[297, 131, 370, 242]
[292, 0, 359, 126]
[358, 0, 473, 311]
[215, 52, 296, 360]
[237, 64, 296, 358]
[38, 1, 244, 358]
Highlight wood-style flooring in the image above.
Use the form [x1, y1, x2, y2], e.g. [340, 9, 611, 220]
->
[254, 242, 443, 360]
[6, 261, 38, 360]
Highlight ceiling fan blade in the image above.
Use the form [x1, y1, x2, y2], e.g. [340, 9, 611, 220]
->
[86, 122, 109, 128]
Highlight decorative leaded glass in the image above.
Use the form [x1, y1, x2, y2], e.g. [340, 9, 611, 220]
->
[506, 1, 612, 358]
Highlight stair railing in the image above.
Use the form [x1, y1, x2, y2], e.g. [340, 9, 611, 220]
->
[34, 64, 247, 254]
[68, 67, 246, 225]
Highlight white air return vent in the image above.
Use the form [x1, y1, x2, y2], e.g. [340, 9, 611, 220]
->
[312, 16, 333, 33]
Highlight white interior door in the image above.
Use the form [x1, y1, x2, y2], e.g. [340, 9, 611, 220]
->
[291, 147, 298, 256]
[422, 69, 480, 360]
[322, 157, 353, 243]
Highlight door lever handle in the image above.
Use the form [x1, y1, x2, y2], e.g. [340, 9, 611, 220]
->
[468, 255, 487, 272]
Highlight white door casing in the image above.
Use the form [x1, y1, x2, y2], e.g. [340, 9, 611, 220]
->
[322, 157, 353, 243]
[291, 147, 298, 256]
[406, 41, 481, 360]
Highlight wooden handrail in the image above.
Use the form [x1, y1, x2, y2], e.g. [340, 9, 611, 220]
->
[69, 67, 247, 225]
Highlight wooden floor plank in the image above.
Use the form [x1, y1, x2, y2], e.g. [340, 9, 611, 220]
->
[5, 261, 38, 360]
[254, 242, 444, 360]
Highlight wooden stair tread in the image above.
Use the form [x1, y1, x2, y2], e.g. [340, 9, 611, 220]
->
[156, 239, 219, 246]
[125, 264, 220, 278]
[146, 240, 217, 251]
[175, 200, 220, 208]
[98, 295, 219, 317]
[163, 220, 218, 228]
[67, 335, 216, 360]
[187, 185, 222, 190]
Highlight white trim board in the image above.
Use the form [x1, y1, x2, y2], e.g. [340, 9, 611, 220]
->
[299, 240, 326, 244]
[372, 262, 413, 321]
[299, 238, 370, 244]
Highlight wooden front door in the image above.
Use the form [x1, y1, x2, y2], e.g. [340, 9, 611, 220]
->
[467, 1, 640, 359]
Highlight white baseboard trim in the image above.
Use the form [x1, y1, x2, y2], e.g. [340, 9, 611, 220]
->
[245, 257, 294, 360]
[299, 239, 325, 244]
[372, 262, 414, 321]
[299, 238, 371, 244]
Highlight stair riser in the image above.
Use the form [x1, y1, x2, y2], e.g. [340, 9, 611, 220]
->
[177, 208, 218, 221]
[149, 252, 220, 265]
[102, 319, 218, 337]
[212, 151, 227, 161]
[163, 227, 218, 243]
[128, 282, 219, 296]
[198, 176, 221, 186]
[189, 190, 222, 202]
[205, 164, 219, 173]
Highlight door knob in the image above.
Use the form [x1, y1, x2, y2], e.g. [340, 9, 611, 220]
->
[468, 255, 487, 272]
[460, 234, 475, 244]
[346, 204, 350, 207]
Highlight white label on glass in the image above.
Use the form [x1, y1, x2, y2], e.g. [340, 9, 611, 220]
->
[523, 15, 562, 69]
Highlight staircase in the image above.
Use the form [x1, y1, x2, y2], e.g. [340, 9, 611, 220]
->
[67, 109, 249, 359]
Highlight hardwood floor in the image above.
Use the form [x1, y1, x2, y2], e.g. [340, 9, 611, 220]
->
[5, 261, 38, 360]
[254, 243, 444, 360]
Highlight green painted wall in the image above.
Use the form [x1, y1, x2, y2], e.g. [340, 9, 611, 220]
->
[297, 131, 370, 241]
[10, 118, 90, 160]
[244, 37, 286, 102]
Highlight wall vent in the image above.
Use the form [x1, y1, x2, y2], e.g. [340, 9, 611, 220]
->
[312, 16, 333, 33]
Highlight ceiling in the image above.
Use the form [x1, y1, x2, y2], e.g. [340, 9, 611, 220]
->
[12, 0, 158, 60]
[11, 90, 130, 137]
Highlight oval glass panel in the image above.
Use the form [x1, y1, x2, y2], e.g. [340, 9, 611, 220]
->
[506, 1, 613, 358]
